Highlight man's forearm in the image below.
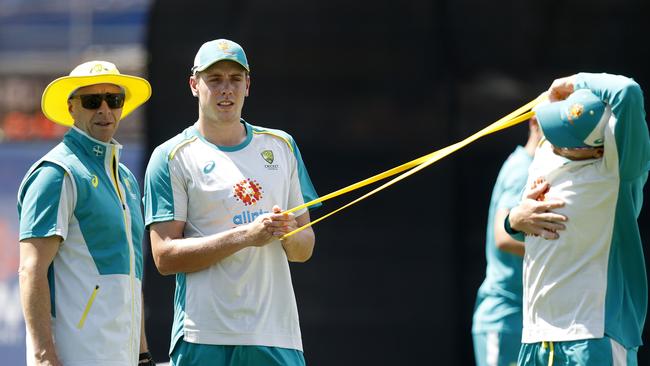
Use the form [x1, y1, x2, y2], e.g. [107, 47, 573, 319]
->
[150, 217, 283, 275]
[495, 209, 525, 256]
[281, 228, 315, 262]
[139, 294, 156, 365]
[279, 212, 314, 262]
[156, 227, 251, 274]
[140, 293, 148, 353]
[19, 271, 59, 364]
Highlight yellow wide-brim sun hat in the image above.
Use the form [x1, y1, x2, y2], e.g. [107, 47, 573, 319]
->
[41, 60, 152, 127]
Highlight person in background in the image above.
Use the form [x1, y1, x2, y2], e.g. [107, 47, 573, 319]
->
[472, 117, 542, 366]
[17, 60, 155, 366]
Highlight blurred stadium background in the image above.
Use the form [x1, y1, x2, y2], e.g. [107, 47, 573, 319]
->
[0, 0, 648, 365]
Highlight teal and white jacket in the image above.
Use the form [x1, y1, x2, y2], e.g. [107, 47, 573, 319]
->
[17, 127, 144, 366]
[520, 73, 649, 348]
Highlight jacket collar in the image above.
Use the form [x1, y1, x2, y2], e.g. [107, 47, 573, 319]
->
[64, 126, 123, 162]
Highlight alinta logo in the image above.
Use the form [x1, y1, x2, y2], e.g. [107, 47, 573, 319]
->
[233, 178, 263, 206]
[232, 208, 269, 225]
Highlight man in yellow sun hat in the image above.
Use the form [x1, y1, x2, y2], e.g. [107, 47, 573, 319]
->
[17, 60, 155, 366]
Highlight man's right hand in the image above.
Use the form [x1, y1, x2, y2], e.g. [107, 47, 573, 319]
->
[247, 206, 295, 247]
[548, 75, 577, 102]
[509, 179, 567, 240]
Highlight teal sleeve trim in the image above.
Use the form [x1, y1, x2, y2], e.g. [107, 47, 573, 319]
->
[504, 213, 525, 242]
[575, 73, 650, 180]
[18, 162, 67, 241]
[289, 138, 321, 210]
[144, 146, 176, 227]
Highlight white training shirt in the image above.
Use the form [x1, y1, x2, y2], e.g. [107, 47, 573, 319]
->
[144, 120, 319, 353]
[520, 73, 649, 348]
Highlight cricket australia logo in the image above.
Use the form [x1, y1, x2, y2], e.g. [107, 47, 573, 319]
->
[233, 178, 264, 206]
[261, 150, 274, 164]
[92, 145, 104, 156]
[261, 150, 279, 170]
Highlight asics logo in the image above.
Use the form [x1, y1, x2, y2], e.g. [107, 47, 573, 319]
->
[203, 161, 216, 174]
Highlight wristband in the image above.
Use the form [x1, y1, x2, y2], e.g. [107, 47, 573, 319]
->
[504, 213, 520, 235]
[139, 351, 155, 365]
[504, 213, 526, 242]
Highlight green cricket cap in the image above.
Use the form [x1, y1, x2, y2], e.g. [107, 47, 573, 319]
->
[192, 39, 250, 74]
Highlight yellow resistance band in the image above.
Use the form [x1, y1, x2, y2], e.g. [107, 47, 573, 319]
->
[281, 94, 544, 239]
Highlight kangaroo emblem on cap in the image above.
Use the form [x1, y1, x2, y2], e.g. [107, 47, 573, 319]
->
[218, 40, 230, 51]
[568, 104, 583, 120]
[217, 40, 235, 56]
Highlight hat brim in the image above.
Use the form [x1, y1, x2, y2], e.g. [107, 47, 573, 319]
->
[194, 58, 250, 74]
[41, 74, 152, 126]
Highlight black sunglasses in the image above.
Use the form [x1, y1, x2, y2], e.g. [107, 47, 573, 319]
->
[70, 93, 126, 110]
